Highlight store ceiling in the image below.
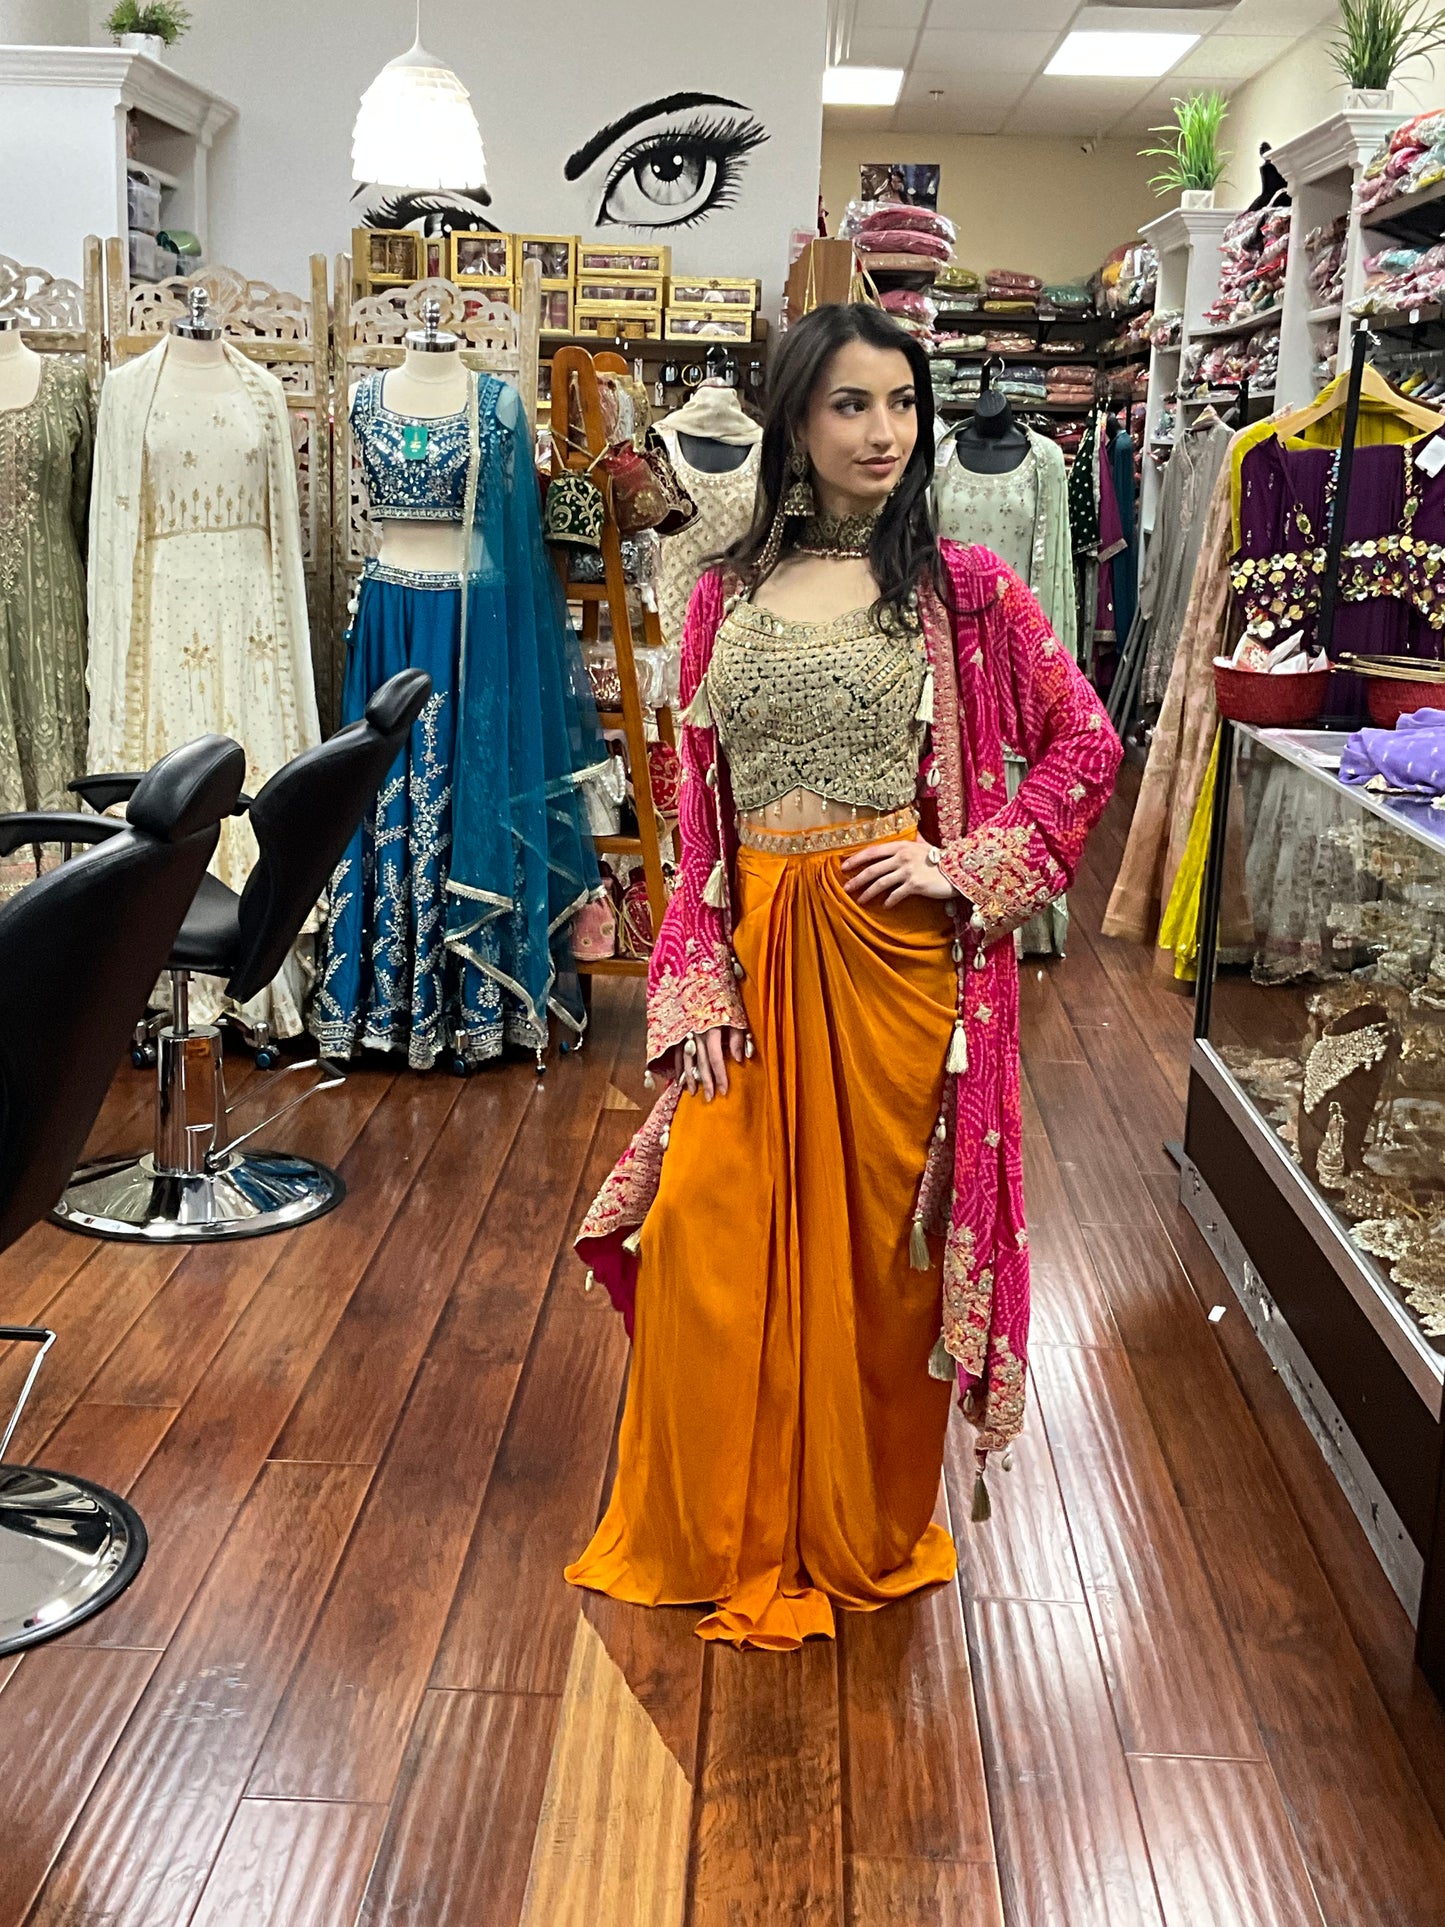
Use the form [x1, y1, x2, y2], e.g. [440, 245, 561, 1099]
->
[828, 0, 1339, 137]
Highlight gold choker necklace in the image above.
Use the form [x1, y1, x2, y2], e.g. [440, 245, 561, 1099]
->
[796, 511, 879, 559]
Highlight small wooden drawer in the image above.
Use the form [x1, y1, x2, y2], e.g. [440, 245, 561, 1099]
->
[450, 230, 514, 283]
[516, 234, 579, 286]
[664, 308, 754, 342]
[579, 242, 671, 277]
[576, 306, 662, 341]
[668, 275, 760, 311]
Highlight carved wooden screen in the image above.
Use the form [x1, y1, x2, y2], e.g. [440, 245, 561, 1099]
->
[0, 239, 104, 392]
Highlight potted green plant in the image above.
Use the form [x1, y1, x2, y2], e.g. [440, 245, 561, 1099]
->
[1140, 92, 1230, 209]
[106, 0, 191, 62]
[1329, 0, 1445, 108]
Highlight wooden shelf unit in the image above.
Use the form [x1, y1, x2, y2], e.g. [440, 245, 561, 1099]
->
[550, 346, 677, 977]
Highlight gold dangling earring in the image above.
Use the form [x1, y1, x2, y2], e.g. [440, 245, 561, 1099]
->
[783, 445, 815, 519]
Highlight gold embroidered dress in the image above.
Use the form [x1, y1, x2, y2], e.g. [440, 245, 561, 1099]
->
[88, 341, 319, 1034]
[0, 357, 92, 813]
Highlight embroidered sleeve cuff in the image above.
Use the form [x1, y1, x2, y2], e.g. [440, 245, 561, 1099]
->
[645, 942, 748, 1066]
[939, 819, 1068, 945]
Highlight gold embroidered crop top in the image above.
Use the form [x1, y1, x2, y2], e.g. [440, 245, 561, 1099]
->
[706, 600, 927, 814]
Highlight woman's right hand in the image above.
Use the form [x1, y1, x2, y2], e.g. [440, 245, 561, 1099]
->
[673, 1025, 747, 1100]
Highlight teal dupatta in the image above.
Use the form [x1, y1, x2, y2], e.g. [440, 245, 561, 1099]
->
[445, 373, 605, 1045]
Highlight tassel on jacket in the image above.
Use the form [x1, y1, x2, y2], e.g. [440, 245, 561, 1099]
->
[702, 861, 727, 909]
[679, 680, 713, 729]
[927, 1331, 954, 1380]
[916, 664, 935, 726]
[946, 1020, 968, 1075]
[909, 1216, 930, 1271]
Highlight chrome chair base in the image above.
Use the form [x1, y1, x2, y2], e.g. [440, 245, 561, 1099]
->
[0, 1464, 147, 1653]
[54, 1150, 344, 1242]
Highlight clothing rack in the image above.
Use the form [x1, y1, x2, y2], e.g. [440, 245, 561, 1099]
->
[550, 345, 676, 978]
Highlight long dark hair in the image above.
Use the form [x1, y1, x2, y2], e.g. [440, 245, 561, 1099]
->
[718, 302, 944, 622]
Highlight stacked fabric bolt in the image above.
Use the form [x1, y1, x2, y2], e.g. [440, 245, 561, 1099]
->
[935, 330, 986, 353]
[935, 262, 983, 294]
[1306, 214, 1348, 309]
[851, 202, 957, 266]
[1095, 241, 1158, 313]
[984, 330, 1038, 355]
[997, 364, 1048, 404]
[1041, 283, 1093, 317]
[984, 268, 1042, 315]
[1047, 363, 1095, 407]
[1358, 112, 1445, 218]
[1353, 243, 1445, 316]
[880, 287, 938, 336]
[1203, 207, 1290, 326]
[1144, 308, 1179, 348]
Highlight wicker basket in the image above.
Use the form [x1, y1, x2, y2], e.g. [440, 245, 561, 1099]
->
[1213, 662, 1330, 727]
[1364, 676, 1445, 728]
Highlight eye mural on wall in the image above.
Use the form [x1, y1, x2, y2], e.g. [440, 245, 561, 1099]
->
[565, 93, 770, 231]
[354, 91, 770, 238]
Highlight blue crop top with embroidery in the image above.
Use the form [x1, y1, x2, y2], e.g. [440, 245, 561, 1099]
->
[352, 367, 471, 522]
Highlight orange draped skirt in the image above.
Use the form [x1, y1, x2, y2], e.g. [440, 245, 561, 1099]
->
[565, 828, 959, 1649]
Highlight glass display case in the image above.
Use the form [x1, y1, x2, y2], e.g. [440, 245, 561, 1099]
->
[1185, 721, 1445, 1692]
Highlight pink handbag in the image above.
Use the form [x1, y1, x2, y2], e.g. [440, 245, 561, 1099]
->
[572, 890, 618, 962]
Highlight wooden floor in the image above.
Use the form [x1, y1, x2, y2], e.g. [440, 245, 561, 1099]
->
[7, 783, 1445, 1925]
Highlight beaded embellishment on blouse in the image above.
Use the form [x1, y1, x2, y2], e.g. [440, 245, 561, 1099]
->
[352, 368, 470, 524]
[706, 600, 928, 814]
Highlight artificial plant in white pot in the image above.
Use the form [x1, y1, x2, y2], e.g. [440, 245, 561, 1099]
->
[1141, 93, 1229, 211]
[106, 0, 191, 62]
[1330, 0, 1445, 108]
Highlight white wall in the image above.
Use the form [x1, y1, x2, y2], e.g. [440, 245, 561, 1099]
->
[167, 0, 827, 308]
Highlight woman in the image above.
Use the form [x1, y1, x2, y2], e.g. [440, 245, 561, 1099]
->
[568, 304, 1120, 1650]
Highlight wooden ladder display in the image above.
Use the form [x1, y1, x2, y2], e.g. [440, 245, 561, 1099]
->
[550, 345, 677, 979]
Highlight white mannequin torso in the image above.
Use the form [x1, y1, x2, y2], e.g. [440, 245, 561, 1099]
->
[371, 343, 470, 575]
[0, 328, 45, 412]
[155, 330, 241, 398]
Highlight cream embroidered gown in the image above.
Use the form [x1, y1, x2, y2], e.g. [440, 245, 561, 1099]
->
[95, 378, 317, 1034]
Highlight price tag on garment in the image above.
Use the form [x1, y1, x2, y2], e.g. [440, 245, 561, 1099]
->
[401, 422, 430, 462]
[1418, 434, 1445, 478]
[1412, 308, 1423, 326]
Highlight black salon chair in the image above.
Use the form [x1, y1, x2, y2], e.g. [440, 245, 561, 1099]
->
[0, 732, 245, 1652]
[53, 669, 432, 1244]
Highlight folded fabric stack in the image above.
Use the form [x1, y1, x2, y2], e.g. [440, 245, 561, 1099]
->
[1096, 241, 1158, 313]
[984, 330, 1037, 355]
[984, 268, 1042, 315]
[997, 364, 1048, 404]
[1047, 363, 1095, 407]
[880, 286, 938, 336]
[1353, 242, 1445, 316]
[1041, 282, 1093, 317]
[1357, 112, 1445, 218]
[1203, 207, 1290, 326]
[851, 202, 957, 268]
[1306, 214, 1348, 310]
[935, 261, 982, 290]
[1184, 328, 1278, 398]
[934, 330, 986, 353]
[1145, 308, 1179, 349]
[1041, 334, 1089, 356]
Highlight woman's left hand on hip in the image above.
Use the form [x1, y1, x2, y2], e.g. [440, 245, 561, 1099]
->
[841, 838, 957, 906]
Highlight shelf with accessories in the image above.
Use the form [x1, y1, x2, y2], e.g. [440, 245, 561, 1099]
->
[549, 344, 678, 980]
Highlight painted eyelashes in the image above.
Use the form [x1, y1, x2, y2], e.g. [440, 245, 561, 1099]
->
[566, 92, 770, 231]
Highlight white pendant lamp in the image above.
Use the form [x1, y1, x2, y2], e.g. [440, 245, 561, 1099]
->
[351, 1, 487, 188]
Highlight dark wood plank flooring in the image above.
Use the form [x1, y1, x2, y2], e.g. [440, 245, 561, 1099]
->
[5, 777, 1445, 1923]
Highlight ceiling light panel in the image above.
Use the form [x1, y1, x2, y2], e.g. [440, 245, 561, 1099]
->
[1045, 30, 1200, 75]
[823, 64, 905, 104]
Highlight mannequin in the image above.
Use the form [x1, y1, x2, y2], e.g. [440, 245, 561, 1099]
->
[370, 304, 469, 576]
[952, 363, 1029, 475]
[0, 312, 93, 819]
[319, 295, 603, 1072]
[87, 283, 320, 1037]
[158, 287, 240, 395]
[653, 382, 763, 655]
[0, 314, 44, 412]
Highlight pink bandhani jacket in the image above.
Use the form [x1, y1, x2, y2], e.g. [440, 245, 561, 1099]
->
[576, 541, 1121, 1451]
